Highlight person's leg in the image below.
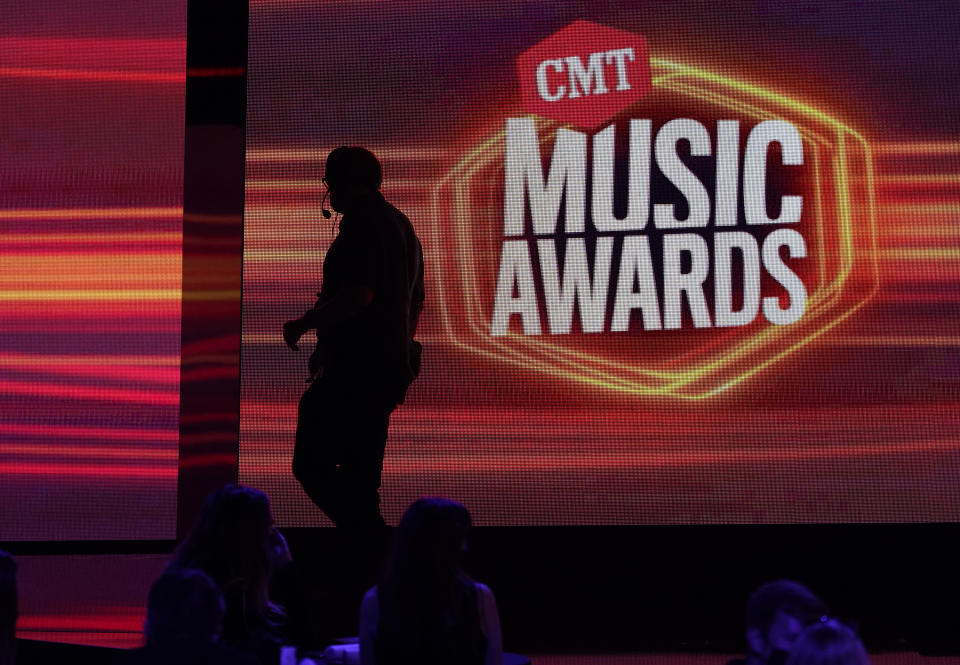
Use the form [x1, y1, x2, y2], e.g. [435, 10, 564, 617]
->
[292, 380, 353, 525]
[292, 378, 394, 531]
[335, 398, 393, 596]
[292, 380, 395, 615]
[338, 399, 390, 528]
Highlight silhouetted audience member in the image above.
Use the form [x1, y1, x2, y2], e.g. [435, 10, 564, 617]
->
[170, 485, 288, 665]
[785, 619, 871, 665]
[116, 567, 258, 665]
[359, 498, 502, 665]
[0, 550, 16, 665]
[728, 579, 829, 665]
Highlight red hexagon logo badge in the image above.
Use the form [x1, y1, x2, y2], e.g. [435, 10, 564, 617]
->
[516, 20, 652, 130]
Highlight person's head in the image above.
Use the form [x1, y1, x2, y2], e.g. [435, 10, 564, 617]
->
[784, 619, 870, 665]
[324, 146, 382, 213]
[144, 568, 225, 646]
[745, 580, 828, 665]
[170, 485, 275, 625]
[377, 499, 483, 664]
[386, 497, 472, 590]
[0, 550, 17, 665]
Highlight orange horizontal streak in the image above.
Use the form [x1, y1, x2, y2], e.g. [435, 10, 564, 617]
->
[877, 174, 960, 186]
[0, 66, 183, 83]
[876, 141, 960, 154]
[0, 303, 180, 319]
[0, 289, 181, 301]
[0, 232, 181, 245]
[881, 248, 960, 260]
[879, 203, 960, 216]
[246, 146, 452, 162]
[0, 279, 181, 291]
[0, 207, 181, 220]
[0, 251, 177, 265]
[246, 177, 431, 192]
[878, 226, 960, 238]
[833, 336, 960, 347]
[0, 250, 179, 262]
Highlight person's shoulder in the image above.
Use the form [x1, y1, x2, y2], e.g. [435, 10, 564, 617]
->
[381, 199, 415, 229]
[473, 581, 498, 607]
[359, 585, 380, 638]
[473, 581, 494, 595]
[360, 585, 379, 620]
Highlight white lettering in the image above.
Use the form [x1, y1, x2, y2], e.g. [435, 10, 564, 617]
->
[504, 117, 586, 236]
[491, 239, 542, 336]
[714, 231, 760, 327]
[538, 237, 614, 334]
[611, 234, 662, 331]
[535, 58, 566, 102]
[564, 52, 609, 98]
[663, 233, 712, 329]
[761, 228, 807, 324]
[654, 119, 712, 229]
[744, 120, 804, 225]
[591, 120, 651, 232]
[715, 120, 740, 227]
[605, 47, 635, 91]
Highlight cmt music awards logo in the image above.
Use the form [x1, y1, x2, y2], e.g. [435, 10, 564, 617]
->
[431, 20, 877, 399]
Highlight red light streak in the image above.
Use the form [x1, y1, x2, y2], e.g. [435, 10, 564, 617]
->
[0, 380, 178, 405]
[0, 66, 183, 83]
[0, 423, 177, 442]
[0, 462, 176, 479]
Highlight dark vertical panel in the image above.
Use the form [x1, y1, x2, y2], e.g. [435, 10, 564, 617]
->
[178, 0, 248, 539]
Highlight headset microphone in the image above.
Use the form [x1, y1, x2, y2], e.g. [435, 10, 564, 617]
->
[321, 187, 332, 218]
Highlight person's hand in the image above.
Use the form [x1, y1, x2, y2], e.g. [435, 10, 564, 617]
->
[283, 318, 306, 350]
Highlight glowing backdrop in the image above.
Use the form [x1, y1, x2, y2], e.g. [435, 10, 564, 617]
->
[241, 1, 960, 526]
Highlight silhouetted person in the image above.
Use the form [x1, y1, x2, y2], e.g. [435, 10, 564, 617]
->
[785, 619, 871, 665]
[729, 579, 829, 665]
[284, 146, 424, 539]
[359, 498, 502, 665]
[0, 550, 16, 665]
[170, 485, 288, 665]
[115, 567, 258, 665]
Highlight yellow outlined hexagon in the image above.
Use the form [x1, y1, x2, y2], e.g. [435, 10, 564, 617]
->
[431, 57, 879, 399]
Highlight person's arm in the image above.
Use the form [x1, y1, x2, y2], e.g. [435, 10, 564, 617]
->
[283, 284, 374, 350]
[410, 239, 425, 336]
[358, 586, 379, 665]
[476, 583, 503, 665]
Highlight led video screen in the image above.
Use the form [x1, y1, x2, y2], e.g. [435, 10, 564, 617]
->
[241, 1, 960, 526]
[0, 2, 184, 540]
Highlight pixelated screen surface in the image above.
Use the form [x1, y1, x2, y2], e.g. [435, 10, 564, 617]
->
[241, 1, 960, 526]
[0, 2, 184, 540]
